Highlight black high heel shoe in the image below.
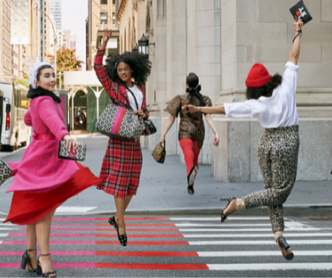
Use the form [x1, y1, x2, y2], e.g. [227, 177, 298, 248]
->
[20, 249, 37, 272]
[220, 197, 236, 223]
[36, 254, 57, 277]
[276, 236, 294, 260]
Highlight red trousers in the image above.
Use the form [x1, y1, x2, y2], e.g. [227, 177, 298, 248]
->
[179, 139, 201, 181]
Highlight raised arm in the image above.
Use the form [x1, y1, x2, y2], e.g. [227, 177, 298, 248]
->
[94, 29, 120, 104]
[183, 104, 225, 115]
[289, 20, 303, 65]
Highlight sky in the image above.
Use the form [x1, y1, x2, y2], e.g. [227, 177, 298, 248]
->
[62, 0, 88, 70]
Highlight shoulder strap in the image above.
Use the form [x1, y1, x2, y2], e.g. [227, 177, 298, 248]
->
[126, 86, 139, 110]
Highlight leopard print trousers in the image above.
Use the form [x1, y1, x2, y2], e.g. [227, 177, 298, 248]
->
[242, 125, 299, 232]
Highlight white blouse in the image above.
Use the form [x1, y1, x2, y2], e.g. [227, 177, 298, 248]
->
[224, 62, 299, 128]
[126, 84, 143, 111]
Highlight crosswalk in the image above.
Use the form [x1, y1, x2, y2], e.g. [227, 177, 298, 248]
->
[0, 216, 331, 276]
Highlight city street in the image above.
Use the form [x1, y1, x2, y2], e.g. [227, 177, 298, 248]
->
[0, 135, 331, 277]
[0, 215, 331, 277]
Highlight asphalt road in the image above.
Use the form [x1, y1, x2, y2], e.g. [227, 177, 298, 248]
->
[0, 135, 331, 277]
[0, 214, 331, 277]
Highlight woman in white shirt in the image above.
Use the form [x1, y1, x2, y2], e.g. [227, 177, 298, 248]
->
[183, 20, 303, 260]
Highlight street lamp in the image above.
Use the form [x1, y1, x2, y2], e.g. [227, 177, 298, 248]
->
[137, 34, 155, 57]
[138, 34, 149, 56]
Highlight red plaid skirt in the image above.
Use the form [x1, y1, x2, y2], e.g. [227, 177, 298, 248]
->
[97, 138, 143, 198]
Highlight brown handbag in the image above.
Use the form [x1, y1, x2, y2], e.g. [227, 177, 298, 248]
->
[152, 141, 166, 164]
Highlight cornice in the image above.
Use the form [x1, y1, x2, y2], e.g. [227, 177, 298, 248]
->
[117, 0, 128, 22]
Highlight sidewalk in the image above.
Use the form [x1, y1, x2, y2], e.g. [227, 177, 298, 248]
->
[0, 135, 331, 218]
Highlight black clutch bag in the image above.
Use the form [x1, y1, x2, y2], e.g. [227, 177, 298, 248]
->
[145, 119, 157, 135]
[58, 141, 87, 161]
[289, 0, 312, 24]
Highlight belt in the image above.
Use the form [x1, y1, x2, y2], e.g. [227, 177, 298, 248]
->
[33, 133, 56, 140]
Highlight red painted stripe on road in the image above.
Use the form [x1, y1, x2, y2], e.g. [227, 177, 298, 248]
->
[2, 240, 188, 246]
[7, 234, 183, 238]
[96, 241, 189, 245]
[95, 234, 184, 238]
[0, 263, 20, 268]
[0, 262, 207, 270]
[96, 263, 209, 270]
[96, 223, 175, 227]
[19, 228, 180, 232]
[96, 251, 199, 257]
[95, 217, 171, 221]
[0, 251, 198, 257]
[97, 228, 179, 232]
[50, 217, 171, 222]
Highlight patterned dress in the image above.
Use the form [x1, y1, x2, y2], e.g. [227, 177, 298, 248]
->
[165, 93, 212, 149]
[94, 49, 149, 198]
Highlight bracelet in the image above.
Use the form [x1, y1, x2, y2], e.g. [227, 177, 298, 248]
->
[292, 30, 302, 43]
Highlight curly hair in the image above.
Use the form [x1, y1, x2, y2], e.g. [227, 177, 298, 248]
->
[246, 74, 282, 100]
[104, 52, 152, 86]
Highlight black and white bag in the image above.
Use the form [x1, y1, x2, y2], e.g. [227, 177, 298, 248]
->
[58, 141, 87, 161]
[0, 159, 12, 186]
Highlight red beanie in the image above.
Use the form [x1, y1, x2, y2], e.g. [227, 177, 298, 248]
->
[245, 63, 272, 88]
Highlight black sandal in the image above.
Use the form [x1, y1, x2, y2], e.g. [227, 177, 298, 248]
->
[37, 254, 57, 277]
[220, 197, 236, 223]
[20, 249, 37, 272]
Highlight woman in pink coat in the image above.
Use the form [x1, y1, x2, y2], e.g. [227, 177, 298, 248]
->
[3, 61, 100, 277]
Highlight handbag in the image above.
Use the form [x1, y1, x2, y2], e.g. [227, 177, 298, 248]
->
[58, 141, 87, 161]
[144, 119, 157, 135]
[95, 88, 146, 142]
[289, 0, 312, 24]
[0, 159, 12, 186]
[152, 141, 166, 164]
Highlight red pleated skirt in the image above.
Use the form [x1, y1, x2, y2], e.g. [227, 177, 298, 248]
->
[3, 162, 101, 225]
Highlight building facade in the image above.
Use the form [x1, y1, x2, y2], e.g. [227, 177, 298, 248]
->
[118, 0, 332, 182]
[63, 30, 77, 51]
[48, 0, 62, 31]
[87, 0, 119, 70]
[40, 0, 51, 62]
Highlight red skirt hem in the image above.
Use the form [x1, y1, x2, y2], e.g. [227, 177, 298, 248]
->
[3, 162, 101, 225]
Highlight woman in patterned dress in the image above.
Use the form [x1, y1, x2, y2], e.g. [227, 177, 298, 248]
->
[183, 20, 304, 260]
[94, 29, 151, 246]
[160, 72, 219, 195]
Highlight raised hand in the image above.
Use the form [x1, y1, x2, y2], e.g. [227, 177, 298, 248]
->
[100, 29, 112, 50]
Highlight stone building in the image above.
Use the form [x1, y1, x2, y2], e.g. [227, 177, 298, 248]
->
[117, 0, 332, 182]
[87, 0, 119, 70]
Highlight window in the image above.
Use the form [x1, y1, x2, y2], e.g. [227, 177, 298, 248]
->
[101, 0, 107, 4]
[100, 13, 107, 25]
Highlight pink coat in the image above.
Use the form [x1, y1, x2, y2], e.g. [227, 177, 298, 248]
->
[6, 96, 79, 193]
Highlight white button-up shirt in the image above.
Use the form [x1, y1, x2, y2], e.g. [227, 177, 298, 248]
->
[224, 62, 299, 128]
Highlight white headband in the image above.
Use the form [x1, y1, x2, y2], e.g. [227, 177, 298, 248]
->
[29, 61, 53, 89]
